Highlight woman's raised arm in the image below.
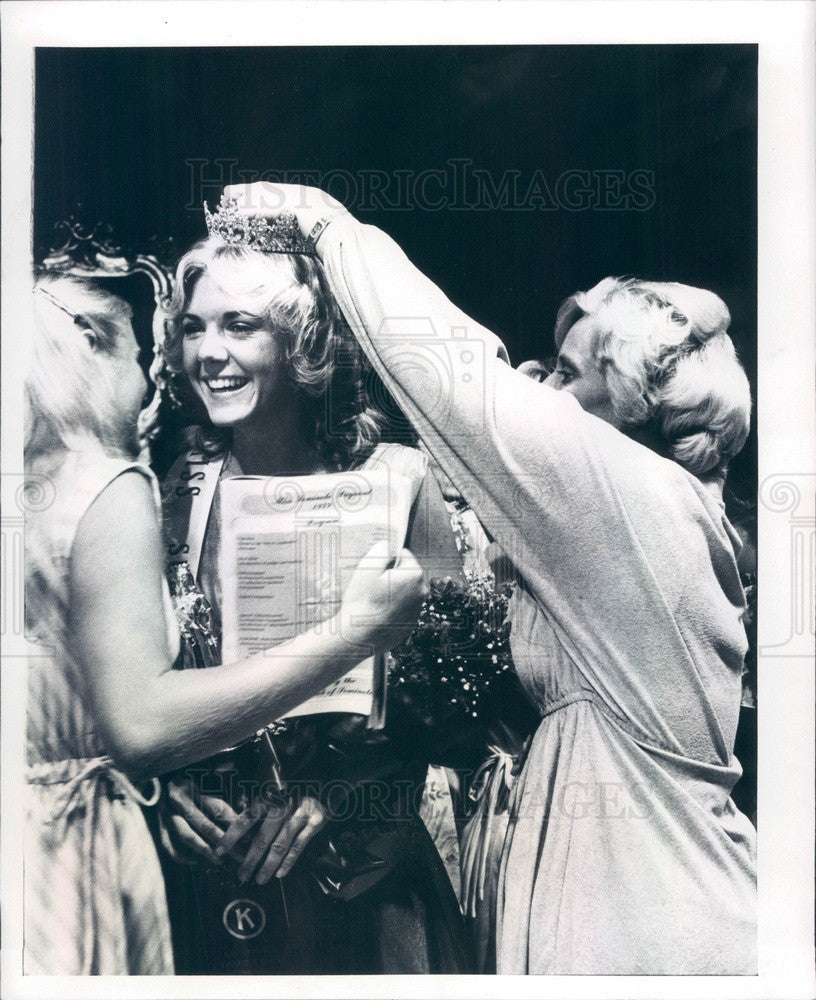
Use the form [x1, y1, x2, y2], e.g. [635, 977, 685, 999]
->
[218, 186, 722, 751]
[221, 184, 626, 589]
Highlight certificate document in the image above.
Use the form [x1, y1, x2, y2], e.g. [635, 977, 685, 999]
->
[219, 467, 413, 719]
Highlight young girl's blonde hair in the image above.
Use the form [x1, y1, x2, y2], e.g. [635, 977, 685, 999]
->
[27, 274, 140, 462]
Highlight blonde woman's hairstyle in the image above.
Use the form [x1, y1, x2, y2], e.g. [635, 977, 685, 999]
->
[27, 274, 139, 462]
[163, 238, 389, 469]
[554, 277, 751, 478]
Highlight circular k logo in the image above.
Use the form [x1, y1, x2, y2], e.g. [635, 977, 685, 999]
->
[222, 898, 266, 940]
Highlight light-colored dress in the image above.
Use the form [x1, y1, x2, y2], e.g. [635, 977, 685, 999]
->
[25, 449, 176, 975]
[318, 217, 757, 974]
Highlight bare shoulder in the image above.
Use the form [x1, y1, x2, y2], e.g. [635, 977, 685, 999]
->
[73, 468, 161, 568]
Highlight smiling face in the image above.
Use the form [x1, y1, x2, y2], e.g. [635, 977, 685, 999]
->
[543, 314, 620, 427]
[179, 270, 295, 431]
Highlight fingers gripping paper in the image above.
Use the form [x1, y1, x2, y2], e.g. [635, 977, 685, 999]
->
[219, 468, 412, 720]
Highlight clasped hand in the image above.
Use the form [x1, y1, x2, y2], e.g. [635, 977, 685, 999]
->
[160, 777, 328, 884]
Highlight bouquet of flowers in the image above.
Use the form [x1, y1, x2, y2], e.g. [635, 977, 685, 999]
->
[387, 574, 516, 762]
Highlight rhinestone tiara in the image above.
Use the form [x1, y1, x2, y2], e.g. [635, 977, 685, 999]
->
[203, 195, 316, 255]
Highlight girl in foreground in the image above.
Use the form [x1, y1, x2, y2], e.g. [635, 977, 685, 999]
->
[155, 215, 471, 974]
[222, 182, 758, 975]
[24, 274, 423, 974]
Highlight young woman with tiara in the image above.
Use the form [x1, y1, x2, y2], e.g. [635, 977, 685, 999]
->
[24, 273, 425, 974]
[153, 201, 474, 974]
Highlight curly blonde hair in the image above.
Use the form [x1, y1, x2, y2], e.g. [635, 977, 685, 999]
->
[163, 238, 390, 470]
[554, 277, 751, 477]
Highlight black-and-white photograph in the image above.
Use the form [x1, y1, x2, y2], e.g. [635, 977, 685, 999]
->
[1, 3, 813, 997]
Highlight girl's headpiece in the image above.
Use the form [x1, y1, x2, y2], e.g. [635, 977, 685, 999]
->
[35, 283, 79, 320]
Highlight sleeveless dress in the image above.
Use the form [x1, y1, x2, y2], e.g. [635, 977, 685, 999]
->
[159, 440, 472, 974]
[317, 217, 758, 974]
[25, 449, 176, 974]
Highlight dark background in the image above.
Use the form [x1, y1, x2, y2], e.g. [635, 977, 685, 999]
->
[34, 44, 757, 502]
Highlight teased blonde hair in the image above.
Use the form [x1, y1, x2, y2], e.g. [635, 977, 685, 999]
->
[554, 277, 751, 477]
[163, 238, 388, 469]
[27, 274, 139, 462]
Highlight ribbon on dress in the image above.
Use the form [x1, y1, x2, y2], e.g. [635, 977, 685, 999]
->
[460, 745, 515, 919]
[27, 756, 164, 973]
[27, 756, 161, 825]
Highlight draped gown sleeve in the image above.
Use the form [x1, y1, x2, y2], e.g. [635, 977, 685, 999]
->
[318, 216, 757, 974]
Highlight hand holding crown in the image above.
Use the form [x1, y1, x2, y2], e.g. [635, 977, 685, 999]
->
[220, 182, 349, 255]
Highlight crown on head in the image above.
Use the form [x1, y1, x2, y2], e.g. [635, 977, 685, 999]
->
[203, 195, 316, 255]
